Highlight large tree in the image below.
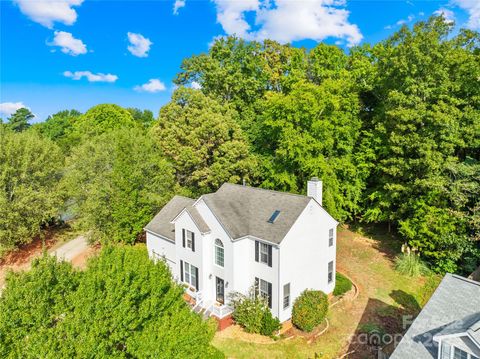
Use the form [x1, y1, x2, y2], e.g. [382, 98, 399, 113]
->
[0, 246, 223, 358]
[34, 109, 81, 151]
[258, 79, 365, 221]
[62, 128, 175, 244]
[69, 104, 137, 143]
[362, 17, 480, 271]
[7, 108, 34, 132]
[153, 87, 257, 194]
[0, 128, 63, 254]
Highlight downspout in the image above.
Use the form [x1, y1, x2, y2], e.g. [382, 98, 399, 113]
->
[277, 245, 281, 321]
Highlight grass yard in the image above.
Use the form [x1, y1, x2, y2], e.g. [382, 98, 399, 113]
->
[213, 225, 440, 359]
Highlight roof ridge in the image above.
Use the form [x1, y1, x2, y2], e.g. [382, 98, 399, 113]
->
[220, 182, 310, 201]
[450, 273, 480, 287]
[172, 194, 195, 201]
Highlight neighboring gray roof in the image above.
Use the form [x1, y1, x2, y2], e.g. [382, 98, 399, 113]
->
[144, 196, 194, 241]
[202, 183, 313, 244]
[391, 274, 480, 359]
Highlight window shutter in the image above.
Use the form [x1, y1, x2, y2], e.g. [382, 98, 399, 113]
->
[194, 266, 199, 290]
[255, 277, 259, 295]
[191, 232, 195, 252]
[268, 245, 272, 267]
[182, 229, 186, 247]
[255, 241, 259, 262]
[180, 260, 184, 282]
[267, 282, 272, 308]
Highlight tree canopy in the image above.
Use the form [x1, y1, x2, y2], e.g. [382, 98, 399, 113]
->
[0, 127, 63, 254]
[0, 246, 222, 358]
[152, 87, 257, 194]
[62, 128, 175, 244]
[7, 108, 34, 132]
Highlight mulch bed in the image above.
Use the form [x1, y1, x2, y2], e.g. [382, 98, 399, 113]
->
[0, 229, 58, 267]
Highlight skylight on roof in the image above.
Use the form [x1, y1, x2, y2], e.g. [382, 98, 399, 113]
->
[268, 210, 281, 223]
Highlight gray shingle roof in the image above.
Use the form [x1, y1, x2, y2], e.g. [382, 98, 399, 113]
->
[391, 274, 480, 359]
[185, 205, 211, 234]
[201, 183, 313, 244]
[144, 195, 194, 241]
[146, 183, 335, 244]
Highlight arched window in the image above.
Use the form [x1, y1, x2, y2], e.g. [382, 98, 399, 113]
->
[215, 239, 224, 267]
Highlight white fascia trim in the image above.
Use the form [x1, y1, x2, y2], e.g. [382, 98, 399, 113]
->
[433, 332, 469, 342]
[169, 208, 211, 235]
[144, 229, 175, 244]
[233, 235, 280, 248]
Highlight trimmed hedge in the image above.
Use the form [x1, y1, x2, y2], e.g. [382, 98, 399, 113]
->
[292, 290, 328, 332]
[333, 273, 352, 296]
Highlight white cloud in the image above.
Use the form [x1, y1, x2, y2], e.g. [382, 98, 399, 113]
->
[63, 70, 118, 82]
[190, 81, 202, 90]
[49, 31, 87, 56]
[384, 13, 415, 29]
[0, 102, 29, 116]
[173, 0, 186, 14]
[13, 0, 83, 28]
[127, 32, 153, 57]
[434, 8, 455, 24]
[452, 0, 480, 29]
[396, 14, 415, 26]
[134, 79, 167, 93]
[211, 0, 362, 47]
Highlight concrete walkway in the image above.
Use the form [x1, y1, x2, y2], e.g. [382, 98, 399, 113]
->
[50, 235, 88, 262]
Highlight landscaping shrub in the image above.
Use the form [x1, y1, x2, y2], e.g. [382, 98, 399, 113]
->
[230, 288, 280, 336]
[395, 253, 430, 277]
[292, 290, 328, 332]
[333, 273, 352, 296]
[260, 309, 281, 336]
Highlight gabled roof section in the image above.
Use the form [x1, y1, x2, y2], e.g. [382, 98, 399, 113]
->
[144, 195, 194, 241]
[391, 274, 480, 359]
[183, 205, 211, 234]
[202, 183, 316, 244]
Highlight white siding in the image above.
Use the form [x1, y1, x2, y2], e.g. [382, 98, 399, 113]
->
[278, 199, 337, 322]
[146, 231, 177, 277]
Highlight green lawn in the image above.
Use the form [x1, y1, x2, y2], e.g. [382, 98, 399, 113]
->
[213, 226, 440, 359]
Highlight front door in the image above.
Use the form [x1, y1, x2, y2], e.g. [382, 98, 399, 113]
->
[216, 277, 225, 304]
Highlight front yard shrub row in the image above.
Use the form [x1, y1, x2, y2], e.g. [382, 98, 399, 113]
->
[230, 289, 281, 336]
[292, 290, 328, 332]
[333, 273, 353, 296]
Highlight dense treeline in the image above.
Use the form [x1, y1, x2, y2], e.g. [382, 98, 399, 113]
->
[0, 16, 478, 273]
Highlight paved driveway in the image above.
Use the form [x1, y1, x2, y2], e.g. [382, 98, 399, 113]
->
[50, 235, 89, 262]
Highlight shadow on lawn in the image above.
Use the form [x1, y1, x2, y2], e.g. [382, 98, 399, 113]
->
[345, 290, 421, 359]
[347, 222, 402, 262]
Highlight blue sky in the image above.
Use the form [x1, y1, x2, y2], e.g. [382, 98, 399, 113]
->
[1, 0, 478, 122]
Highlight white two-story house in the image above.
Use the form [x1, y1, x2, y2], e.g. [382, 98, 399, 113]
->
[145, 178, 338, 323]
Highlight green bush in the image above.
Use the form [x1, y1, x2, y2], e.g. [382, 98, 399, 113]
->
[260, 309, 281, 336]
[333, 273, 353, 296]
[230, 289, 280, 336]
[395, 253, 430, 277]
[292, 290, 329, 332]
